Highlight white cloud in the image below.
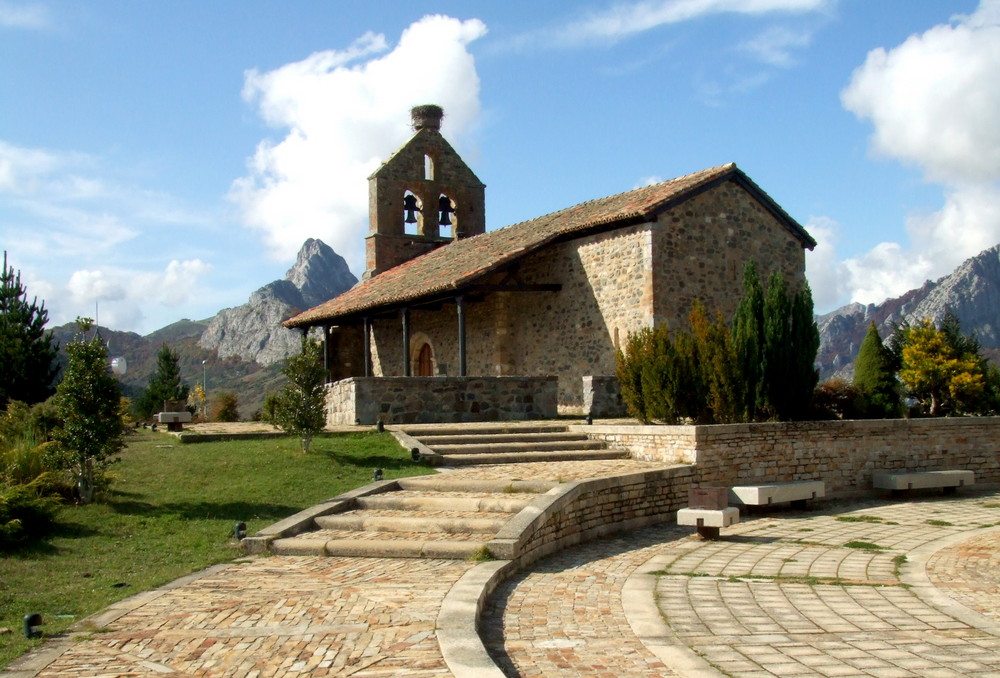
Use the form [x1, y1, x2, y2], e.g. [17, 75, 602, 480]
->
[0, 1, 49, 30]
[829, 0, 1000, 308]
[842, 1, 1000, 184]
[54, 259, 213, 331]
[738, 25, 813, 67]
[803, 216, 848, 311]
[231, 15, 488, 274]
[547, 0, 829, 46]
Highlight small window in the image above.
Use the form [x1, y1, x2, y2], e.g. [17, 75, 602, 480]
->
[424, 154, 434, 181]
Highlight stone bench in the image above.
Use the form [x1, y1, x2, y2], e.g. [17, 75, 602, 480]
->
[728, 480, 825, 510]
[155, 411, 192, 432]
[873, 470, 974, 495]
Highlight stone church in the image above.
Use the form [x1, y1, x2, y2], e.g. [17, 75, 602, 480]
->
[284, 105, 816, 424]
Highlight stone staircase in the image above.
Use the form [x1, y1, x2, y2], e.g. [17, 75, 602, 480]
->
[264, 424, 629, 560]
[398, 423, 629, 466]
[269, 476, 556, 559]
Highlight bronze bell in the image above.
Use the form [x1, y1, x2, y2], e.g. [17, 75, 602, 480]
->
[438, 195, 453, 226]
[403, 194, 419, 224]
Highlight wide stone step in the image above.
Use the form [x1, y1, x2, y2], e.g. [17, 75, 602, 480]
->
[271, 534, 488, 559]
[315, 513, 510, 534]
[400, 424, 569, 438]
[396, 478, 558, 494]
[355, 493, 533, 513]
[431, 440, 607, 455]
[436, 448, 629, 466]
[414, 432, 592, 446]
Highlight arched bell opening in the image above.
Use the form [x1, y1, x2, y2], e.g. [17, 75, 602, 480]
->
[438, 194, 456, 239]
[402, 190, 422, 235]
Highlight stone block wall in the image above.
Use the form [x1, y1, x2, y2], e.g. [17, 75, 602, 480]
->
[576, 417, 1000, 496]
[325, 376, 558, 425]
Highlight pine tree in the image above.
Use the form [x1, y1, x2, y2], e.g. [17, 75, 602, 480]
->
[853, 322, 899, 418]
[53, 318, 125, 503]
[0, 251, 59, 407]
[137, 345, 189, 417]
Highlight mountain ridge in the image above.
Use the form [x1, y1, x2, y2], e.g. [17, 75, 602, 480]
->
[51, 238, 357, 417]
[817, 243, 1000, 380]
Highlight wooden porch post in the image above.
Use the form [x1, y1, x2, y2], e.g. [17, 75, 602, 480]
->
[363, 316, 372, 377]
[401, 307, 410, 376]
[456, 295, 467, 377]
[322, 325, 330, 380]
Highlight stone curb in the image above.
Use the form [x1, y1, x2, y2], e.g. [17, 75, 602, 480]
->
[903, 522, 1000, 635]
[437, 560, 514, 678]
[623, 546, 737, 678]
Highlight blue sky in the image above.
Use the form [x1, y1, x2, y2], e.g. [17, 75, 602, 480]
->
[2, 0, 999, 334]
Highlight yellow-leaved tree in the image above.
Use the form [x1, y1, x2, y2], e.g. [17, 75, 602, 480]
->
[898, 318, 985, 416]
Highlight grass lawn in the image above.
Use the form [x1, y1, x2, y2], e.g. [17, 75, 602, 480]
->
[0, 428, 432, 668]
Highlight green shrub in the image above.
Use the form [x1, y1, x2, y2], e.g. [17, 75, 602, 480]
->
[0, 476, 62, 548]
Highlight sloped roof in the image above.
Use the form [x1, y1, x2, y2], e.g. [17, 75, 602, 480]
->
[285, 162, 814, 328]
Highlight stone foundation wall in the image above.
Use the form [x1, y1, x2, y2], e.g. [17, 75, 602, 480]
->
[325, 376, 558, 425]
[576, 417, 1000, 496]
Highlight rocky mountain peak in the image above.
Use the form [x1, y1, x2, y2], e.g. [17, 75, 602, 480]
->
[198, 239, 358, 365]
[285, 238, 358, 308]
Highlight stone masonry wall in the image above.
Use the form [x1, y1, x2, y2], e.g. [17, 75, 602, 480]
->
[325, 376, 557, 425]
[577, 417, 1000, 496]
[651, 181, 807, 329]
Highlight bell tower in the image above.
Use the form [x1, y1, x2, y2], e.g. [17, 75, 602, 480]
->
[364, 105, 486, 279]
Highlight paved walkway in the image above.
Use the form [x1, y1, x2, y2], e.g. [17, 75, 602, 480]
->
[6, 479, 1000, 677]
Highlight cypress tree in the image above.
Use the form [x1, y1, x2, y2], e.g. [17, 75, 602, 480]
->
[789, 282, 820, 419]
[732, 261, 764, 421]
[762, 271, 793, 419]
[853, 322, 899, 418]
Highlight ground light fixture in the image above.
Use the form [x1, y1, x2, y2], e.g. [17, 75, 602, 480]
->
[234, 522, 247, 541]
[411, 448, 420, 462]
[373, 468, 383, 482]
[23, 613, 42, 638]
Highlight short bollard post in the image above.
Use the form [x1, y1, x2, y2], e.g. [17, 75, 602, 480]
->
[677, 486, 739, 540]
[23, 612, 42, 639]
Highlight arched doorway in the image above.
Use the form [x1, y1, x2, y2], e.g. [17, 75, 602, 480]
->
[410, 332, 437, 376]
[416, 342, 434, 376]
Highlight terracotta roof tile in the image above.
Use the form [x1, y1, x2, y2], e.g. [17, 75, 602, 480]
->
[285, 162, 812, 328]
